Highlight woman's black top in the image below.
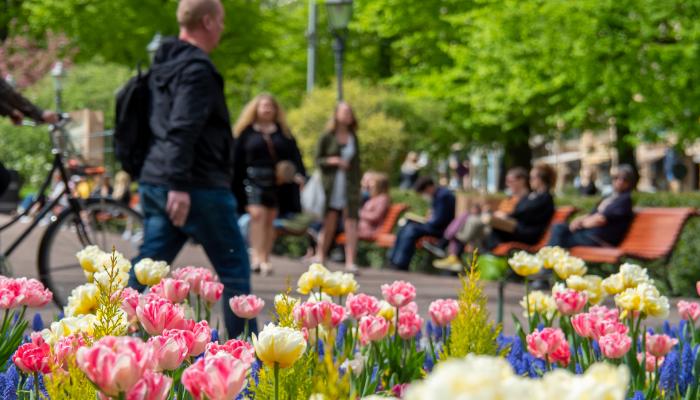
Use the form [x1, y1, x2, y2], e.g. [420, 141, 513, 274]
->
[487, 191, 555, 248]
[232, 124, 306, 213]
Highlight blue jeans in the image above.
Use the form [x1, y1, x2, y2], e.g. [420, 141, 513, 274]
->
[128, 183, 253, 339]
[389, 222, 440, 270]
[547, 223, 600, 248]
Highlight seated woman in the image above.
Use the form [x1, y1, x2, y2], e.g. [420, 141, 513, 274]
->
[432, 165, 556, 271]
[548, 164, 635, 248]
[358, 172, 391, 240]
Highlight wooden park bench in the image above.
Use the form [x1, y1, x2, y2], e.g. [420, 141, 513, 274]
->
[489, 206, 578, 256]
[336, 203, 409, 246]
[569, 207, 697, 264]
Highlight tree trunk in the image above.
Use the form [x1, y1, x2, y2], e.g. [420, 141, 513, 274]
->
[499, 124, 532, 190]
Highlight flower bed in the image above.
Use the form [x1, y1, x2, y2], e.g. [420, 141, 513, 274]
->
[0, 245, 698, 399]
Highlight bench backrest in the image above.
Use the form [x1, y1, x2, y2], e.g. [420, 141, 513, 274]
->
[533, 206, 577, 248]
[378, 203, 409, 235]
[618, 207, 696, 260]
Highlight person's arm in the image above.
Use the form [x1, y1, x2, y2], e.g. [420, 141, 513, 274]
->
[0, 79, 45, 122]
[288, 136, 307, 186]
[427, 191, 454, 229]
[231, 130, 249, 213]
[360, 195, 390, 224]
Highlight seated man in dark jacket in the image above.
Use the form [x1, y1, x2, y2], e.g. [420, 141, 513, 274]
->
[548, 164, 636, 248]
[389, 177, 455, 271]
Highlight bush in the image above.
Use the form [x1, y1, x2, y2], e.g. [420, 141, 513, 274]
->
[556, 192, 700, 297]
[0, 61, 131, 190]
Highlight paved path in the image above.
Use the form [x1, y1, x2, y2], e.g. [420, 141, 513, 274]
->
[0, 214, 683, 335]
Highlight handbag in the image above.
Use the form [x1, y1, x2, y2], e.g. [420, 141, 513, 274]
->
[261, 132, 296, 184]
[301, 170, 325, 218]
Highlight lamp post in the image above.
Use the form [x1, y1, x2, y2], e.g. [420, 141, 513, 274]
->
[326, 0, 353, 101]
[50, 62, 65, 113]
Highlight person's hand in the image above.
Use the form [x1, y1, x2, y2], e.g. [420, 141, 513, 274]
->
[294, 174, 305, 191]
[481, 213, 492, 225]
[42, 111, 59, 124]
[494, 210, 507, 219]
[325, 156, 342, 166]
[9, 110, 23, 125]
[570, 216, 584, 231]
[166, 190, 191, 227]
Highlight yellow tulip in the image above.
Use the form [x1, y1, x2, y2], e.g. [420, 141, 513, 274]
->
[552, 255, 587, 280]
[614, 282, 669, 319]
[65, 283, 99, 317]
[297, 263, 330, 295]
[252, 323, 307, 368]
[520, 290, 557, 319]
[536, 246, 569, 270]
[567, 275, 605, 305]
[377, 300, 396, 321]
[134, 258, 170, 286]
[508, 252, 542, 277]
[76, 245, 106, 274]
[323, 271, 359, 297]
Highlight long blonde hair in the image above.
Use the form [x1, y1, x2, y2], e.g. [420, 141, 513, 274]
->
[233, 94, 291, 138]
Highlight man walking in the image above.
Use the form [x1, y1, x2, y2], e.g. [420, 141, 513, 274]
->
[128, 0, 253, 338]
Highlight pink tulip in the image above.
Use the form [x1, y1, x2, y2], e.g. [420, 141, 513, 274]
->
[126, 370, 172, 400]
[229, 295, 265, 319]
[592, 318, 629, 341]
[17, 278, 53, 308]
[345, 293, 380, 320]
[429, 299, 459, 327]
[554, 288, 587, 315]
[645, 333, 678, 357]
[381, 280, 416, 308]
[294, 301, 346, 329]
[638, 352, 664, 372]
[589, 305, 619, 321]
[397, 311, 423, 340]
[206, 339, 255, 367]
[678, 301, 700, 322]
[172, 266, 214, 294]
[187, 320, 212, 356]
[401, 301, 419, 315]
[53, 334, 87, 368]
[182, 353, 248, 400]
[136, 297, 187, 336]
[76, 336, 155, 397]
[358, 315, 389, 345]
[571, 313, 597, 338]
[0, 278, 25, 309]
[120, 287, 140, 320]
[200, 281, 224, 304]
[13, 341, 50, 374]
[599, 333, 631, 359]
[526, 327, 570, 366]
[149, 330, 194, 371]
[162, 278, 191, 303]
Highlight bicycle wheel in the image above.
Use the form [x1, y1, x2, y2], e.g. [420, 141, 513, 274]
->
[38, 198, 144, 307]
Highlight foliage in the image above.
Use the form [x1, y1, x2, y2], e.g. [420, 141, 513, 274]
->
[92, 250, 128, 338]
[45, 357, 97, 400]
[446, 252, 502, 358]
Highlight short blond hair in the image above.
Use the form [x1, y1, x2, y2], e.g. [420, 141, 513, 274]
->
[177, 0, 221, 30]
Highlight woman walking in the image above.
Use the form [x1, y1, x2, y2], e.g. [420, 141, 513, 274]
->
[233, 94, 305, 275]
[315, 102, 361, 272]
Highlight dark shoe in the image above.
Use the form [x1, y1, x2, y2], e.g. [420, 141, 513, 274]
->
[422, 241, 447, 259]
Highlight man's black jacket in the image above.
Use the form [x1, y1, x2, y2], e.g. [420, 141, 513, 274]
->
[140, 37, 234, 191]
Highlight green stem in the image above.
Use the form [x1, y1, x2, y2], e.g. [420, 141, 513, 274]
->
[442, 326, 449, 356]
[196, 296, 202, 321]
[315, 325, 320, 355]
[274, 362, 280, 400]
[524, 279, 532, 332]
[428, 332, 438, 364]
[243, 319, 250, 341]
[33, 372, 40, 400]
[394, 306, 400, 344]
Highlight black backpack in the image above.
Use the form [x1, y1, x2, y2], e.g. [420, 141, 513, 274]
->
[114, 67, 152, 179]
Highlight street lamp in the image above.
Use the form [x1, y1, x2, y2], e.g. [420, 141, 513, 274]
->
[326, 0, 353, 101]
[50, 62, 65, 113]
[147, 33, 163, 63]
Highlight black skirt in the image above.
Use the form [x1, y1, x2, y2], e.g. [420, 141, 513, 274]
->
[244, 166, 277, 208]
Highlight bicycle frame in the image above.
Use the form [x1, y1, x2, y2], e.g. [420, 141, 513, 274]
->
[0, 119, 91, 258]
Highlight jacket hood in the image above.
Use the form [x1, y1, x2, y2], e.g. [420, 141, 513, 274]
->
[151, 37, 212, 86]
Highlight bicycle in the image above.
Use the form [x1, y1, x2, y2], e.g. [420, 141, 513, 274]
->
[0, 115, 144, 307]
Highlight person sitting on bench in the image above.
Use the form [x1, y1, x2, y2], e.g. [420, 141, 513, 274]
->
[388, 177, 455, 271]
[548, 164, 636, 248]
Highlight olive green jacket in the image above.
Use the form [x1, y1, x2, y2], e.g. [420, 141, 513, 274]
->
[315, 132, 361, 218]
